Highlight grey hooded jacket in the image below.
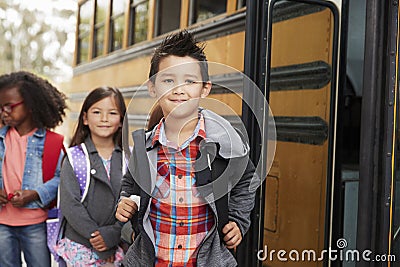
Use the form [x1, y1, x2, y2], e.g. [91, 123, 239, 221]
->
[60, 137, 123, 260]
[121, 109, 259, 267]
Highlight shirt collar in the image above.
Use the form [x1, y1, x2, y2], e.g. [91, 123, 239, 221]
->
[0, 126, 42, 139]
[151, 113, 206, 149]
[84, 136, 122, 154]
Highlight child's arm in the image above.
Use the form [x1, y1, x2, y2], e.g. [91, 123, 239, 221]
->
[226, 158, 259, 245]
[116, 196, 138, 222]
[59, 157, 99, 239]
[36, 150, 64, 207]
[8, 151, 63, 208]
[222, 221, 243, 249]
[8, 190, 39, 207]
[116, 155, 141, 222]
[0, 189, 8, 205]
[90, 219, 124, 252]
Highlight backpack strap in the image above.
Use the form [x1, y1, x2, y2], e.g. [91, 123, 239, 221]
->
[66, 144, 91, 202]
[43, 130, 64, 183]
[122, 147, 132, 176]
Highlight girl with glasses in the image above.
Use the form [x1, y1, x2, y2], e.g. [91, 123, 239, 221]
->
[0, 71, 67, 267]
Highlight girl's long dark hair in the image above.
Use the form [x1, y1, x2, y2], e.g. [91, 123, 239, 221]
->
[147, 104, 163, 131]
[70, 87, 126, 148]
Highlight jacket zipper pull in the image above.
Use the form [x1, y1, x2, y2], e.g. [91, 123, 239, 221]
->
[207, 153, 212, 171]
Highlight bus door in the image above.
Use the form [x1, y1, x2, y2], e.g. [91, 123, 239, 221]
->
[240, 0, 341, 266]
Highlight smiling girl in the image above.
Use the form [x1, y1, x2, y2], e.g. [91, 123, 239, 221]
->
[56, 87, 127, 266]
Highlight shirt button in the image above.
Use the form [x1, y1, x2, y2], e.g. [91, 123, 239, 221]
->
[90, 169, 96, 175]
[178, 245, 182, 249]
[179, 221, 184, 226]
[179, 197, 184, 203]
[178, 174, 182, 179]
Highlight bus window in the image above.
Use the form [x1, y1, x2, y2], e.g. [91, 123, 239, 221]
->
[77, 0, 93, 64]
[237, 0, 246, 9]
[154, 0, 181, 37]
[189, 0, 227, 25]
[264, 0, 336, 265]
[128, 0, 149, 45]
[93, 0, 108, 58]
[109, 0, 126, 52]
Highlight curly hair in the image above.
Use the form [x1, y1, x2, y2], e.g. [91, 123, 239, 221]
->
[0, 71, 67, 129]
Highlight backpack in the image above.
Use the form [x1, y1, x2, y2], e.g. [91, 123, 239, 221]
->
[47, 143, 91, 264]
[64, 143, 129, 202]
[43, 130, 64, 211]
[43, 131, 65, 184]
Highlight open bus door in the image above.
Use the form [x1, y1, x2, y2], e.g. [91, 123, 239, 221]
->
[239, 0, 400, 266]
[239, 1, 341, 266]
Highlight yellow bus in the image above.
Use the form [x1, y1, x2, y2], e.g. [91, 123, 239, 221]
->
[64, 0, 400, 266]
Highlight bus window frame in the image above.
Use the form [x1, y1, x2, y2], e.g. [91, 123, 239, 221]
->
[77, 0, 94, 65]
[109, 0, 126, 53]
[188, 0, 228, 26]
[128, 0, 149, 46]
[237, 0, 246, 9]
[93, 0, 109, 58]
[153, 0, 182, 37]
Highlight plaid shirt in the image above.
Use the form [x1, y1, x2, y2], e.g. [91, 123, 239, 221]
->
[149, 115, 215, 266]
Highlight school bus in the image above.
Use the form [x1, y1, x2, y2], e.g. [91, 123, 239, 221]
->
[63, 0, 400, 266]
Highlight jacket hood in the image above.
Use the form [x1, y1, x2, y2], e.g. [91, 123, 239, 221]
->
[144, 108, 249, 159]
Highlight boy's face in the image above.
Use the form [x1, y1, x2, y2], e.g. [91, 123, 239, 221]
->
[148, 55, 211, 121]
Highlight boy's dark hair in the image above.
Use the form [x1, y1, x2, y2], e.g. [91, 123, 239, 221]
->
[70, 87, 126, 148]
[149, 30, 209, 83]
[0, 71, 67, 129]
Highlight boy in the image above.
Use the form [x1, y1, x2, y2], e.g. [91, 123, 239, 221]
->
[116, 30, 258, 267]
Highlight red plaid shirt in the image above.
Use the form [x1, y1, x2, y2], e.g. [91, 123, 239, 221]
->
[150, 115, 215, 266]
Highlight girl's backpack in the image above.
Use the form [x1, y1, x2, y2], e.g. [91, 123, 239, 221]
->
[46, 143, 90, 265]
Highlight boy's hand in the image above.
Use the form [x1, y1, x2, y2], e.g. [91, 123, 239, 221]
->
[10, 190, 39, 207]
[222, 221, 242, 249]
[116, 197, 138, 222]
[90, 230, 108, 251]
[0, 189, 8, 205]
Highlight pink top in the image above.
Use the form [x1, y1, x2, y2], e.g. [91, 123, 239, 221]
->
[0, 127, 47, 226]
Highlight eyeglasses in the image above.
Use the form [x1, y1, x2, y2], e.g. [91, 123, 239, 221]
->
[0, 101, 24, 114]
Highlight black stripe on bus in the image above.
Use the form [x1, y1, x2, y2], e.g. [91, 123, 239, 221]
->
[69, 60, 330, 101]
[272, 1, 327, 23]
[123, 114, 328, 146]
[69, 112, 327, 145]
[210, 61, 331, 93]
[210, 61, 331, 94]
[270, 61, 331, 91]
[274, 116, 328, 145]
